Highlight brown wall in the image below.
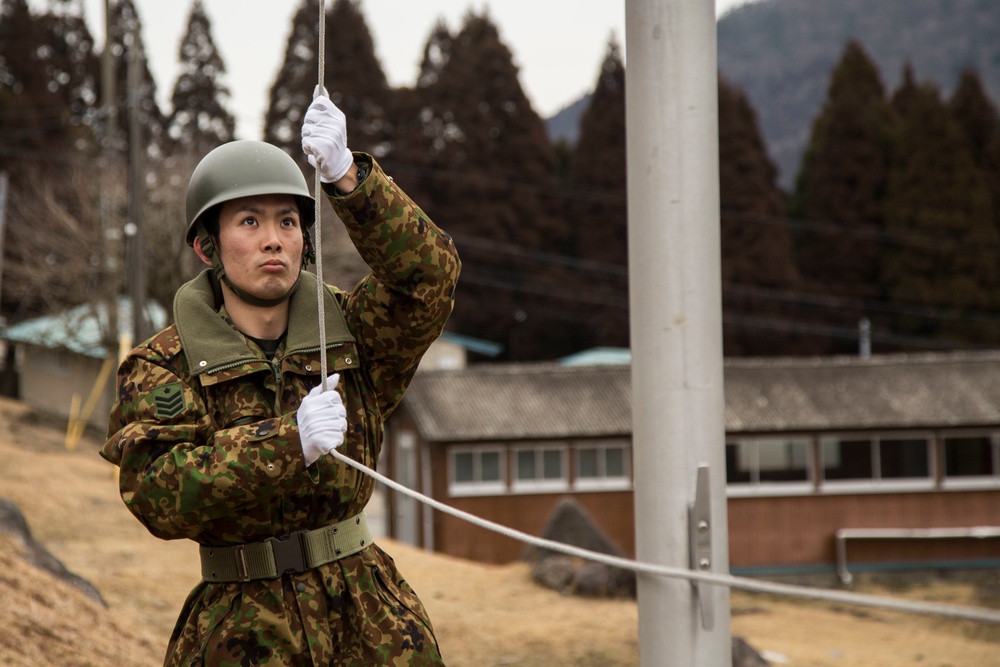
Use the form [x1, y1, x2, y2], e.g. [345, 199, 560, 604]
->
[431, 491, 636, 564]
[427, 481, 1000, 570]
[728, 490, 1000, 569]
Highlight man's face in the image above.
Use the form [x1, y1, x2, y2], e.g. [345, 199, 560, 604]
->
[215, 194, 304, 302]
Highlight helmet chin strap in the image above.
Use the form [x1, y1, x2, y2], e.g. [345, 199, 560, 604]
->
[196, 226, 301, 308]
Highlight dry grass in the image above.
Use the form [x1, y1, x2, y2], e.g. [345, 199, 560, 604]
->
[0, 395, 998, 666]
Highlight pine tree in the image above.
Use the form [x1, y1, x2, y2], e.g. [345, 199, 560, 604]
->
[323, 0, 391, 155]
[560, 36, 628, 351]
[0, 0, 99, 166]
[167, 0, 235, 154]
[264, 0, 391, 161]
[790, 40, 895, 353]
[389, 11, 571, 360]
[718, 75, 803, 356]
[882, 69, 998, 346]
[107, 0, 167, 157]
[948, 68, 998, 170]
[569, 37, 626, 264]
[0, 0, 109, 320]
[262, 0, 316, 155]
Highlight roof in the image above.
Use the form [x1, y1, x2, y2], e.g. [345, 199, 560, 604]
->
[404, 362, 633, 441]
[3, 298, 168, 359]
[401, 350, 1000, 442]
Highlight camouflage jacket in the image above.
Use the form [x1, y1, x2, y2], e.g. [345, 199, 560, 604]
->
[101, 155, 459, 666]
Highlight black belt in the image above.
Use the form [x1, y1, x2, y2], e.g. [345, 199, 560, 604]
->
[200, 513, 372, 582]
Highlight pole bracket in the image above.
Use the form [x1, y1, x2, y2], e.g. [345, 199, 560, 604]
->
[688, 464, 714, 630]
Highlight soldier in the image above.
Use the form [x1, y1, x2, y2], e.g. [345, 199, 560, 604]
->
[101, 93, 459, 666]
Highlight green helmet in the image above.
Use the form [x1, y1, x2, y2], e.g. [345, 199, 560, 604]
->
[185, 139, 315, 246]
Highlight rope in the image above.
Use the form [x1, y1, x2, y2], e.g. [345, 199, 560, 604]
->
[328, 448, 1000, 625]
[313, 0, 329, 392]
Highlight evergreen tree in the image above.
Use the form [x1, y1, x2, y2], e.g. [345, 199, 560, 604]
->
[568, 37, 626, 265]
[390, 11, 571, 360]
[882, 69, 998, 346]
[107, 0, 167, 157]
[167, 0, 235, 154]
[323, 0, 391, 155]
[0, 0, 109, 319]
[263, 0, 316, 153]
[0, 0, 99, 167]
[718, 75, 802, 356]
[790, 40, 895, 353]
[948, 68, 998, 170]
[561, 36, 628, 351]
[264, 0, 391, 161]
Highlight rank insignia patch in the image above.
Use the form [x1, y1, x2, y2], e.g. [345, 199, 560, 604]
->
[152, 382, 185, 419]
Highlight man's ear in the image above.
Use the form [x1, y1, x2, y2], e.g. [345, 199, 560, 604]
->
[193, 236, 214, 267]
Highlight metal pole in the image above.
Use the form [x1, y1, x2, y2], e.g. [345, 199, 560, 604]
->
[625, 0, 731, 665]
[126, 26, 147, 344]
[0, 171, 8, 325]
[101, 0, 119, 352]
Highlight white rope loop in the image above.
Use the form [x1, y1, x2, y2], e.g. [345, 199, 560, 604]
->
[314, 0, 328, 392]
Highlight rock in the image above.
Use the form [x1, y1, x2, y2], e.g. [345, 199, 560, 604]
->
[732, 635, 771, 667]
[526, 498, 636, 599]
[0, 497, 107, 606]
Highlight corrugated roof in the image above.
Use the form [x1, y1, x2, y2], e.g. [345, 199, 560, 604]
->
[2, 298, 167, 359]
[402, 350, 1000, 442]
[404, 362, 633, 441]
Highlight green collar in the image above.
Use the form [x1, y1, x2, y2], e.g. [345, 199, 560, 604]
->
[173, 270, 355, 376]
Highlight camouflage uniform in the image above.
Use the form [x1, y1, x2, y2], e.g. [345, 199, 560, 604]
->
[102, 155, 459, 666]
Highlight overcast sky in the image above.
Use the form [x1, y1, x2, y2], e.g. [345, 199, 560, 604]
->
[65, 0, 756, 139]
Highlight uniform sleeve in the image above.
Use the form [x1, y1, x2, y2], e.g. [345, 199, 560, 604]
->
[101, 349, 309, 541]
[327, 154, 461, 417]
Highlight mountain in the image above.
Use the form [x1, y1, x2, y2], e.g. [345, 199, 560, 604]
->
[548, 1, 1000, 191]
[718, 0, 1000, 188]
[546, 93, 590, 145]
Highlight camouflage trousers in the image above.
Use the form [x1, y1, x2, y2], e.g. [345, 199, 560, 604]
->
[165, 545, 444, 666]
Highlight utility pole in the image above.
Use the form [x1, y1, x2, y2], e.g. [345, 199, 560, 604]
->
[626, 1, 731, 665]
[125, 25, 148, 344]
[0, 171, 8, 326]
[101, 0, 120, 352]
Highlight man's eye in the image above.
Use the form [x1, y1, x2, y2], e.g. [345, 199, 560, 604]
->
[282, 218, 299, 228]
[241, 217, 258, 226]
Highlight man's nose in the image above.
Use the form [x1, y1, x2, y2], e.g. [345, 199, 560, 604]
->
[261, 221, 283, 251]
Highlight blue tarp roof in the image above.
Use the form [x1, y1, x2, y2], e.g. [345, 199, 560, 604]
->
[3, 298, 167, 359]
[559, 347, 631, 366]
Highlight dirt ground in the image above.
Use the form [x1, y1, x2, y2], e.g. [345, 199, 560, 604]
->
[0, 395, 998, 667]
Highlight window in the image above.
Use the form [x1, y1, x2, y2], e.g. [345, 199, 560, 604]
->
[943, 434, 998, 480]
[879, 437, 929, 478]
[511, 444, 568, 493]
[574, 441, 631, 491]
[822, 438, 872, 481]
[726, 437, 811, 488]
[821, 434, 932, 487]
[449, 446, 505, 496]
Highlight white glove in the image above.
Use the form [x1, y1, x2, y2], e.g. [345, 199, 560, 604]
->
[301, 92, 354, 183]
[297, 373, 348, 467]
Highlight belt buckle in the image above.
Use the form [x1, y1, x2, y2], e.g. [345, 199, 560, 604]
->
[266, 531, 308, 576]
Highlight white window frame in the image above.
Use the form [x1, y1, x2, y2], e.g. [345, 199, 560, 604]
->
[573, 439, 632, 491]
[819, 432, 935, 493]
[448, 445, 506, 497]
[510, 442, 569, 494]
[940, 430, 1000, 490]
[725, 436, 814, 497]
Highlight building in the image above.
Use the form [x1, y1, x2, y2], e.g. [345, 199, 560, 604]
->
[2, 298, 167, 430]
[384, 350, 1000, 579]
